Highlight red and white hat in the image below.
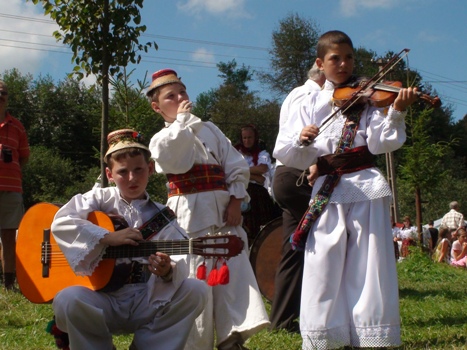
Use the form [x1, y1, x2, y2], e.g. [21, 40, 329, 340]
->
[104, 129, 149, 159]
[146, 69, 186, 97]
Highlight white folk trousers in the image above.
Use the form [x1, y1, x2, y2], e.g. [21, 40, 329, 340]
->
[53, 279, 207, 350]
[300, 197, 401, 349]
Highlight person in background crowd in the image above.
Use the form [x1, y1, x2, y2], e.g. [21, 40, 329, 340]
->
[450, 227, 467, 267]
[392, 221, 401, 260]
[427, 220, 439, 253]
[269, 63, 325, 333]
[0, 80, 30, 290]
[234, 123, 276, 244]
[395, 216, 418, 258]
[433, 225, 451, 264]
[441, 201, 464, 234]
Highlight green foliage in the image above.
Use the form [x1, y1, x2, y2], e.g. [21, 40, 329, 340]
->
[0, 69, 34, 131]
[352, 47, 378, 77]
[199, 60, 281, 154]
[147, 173, 170, 205]
[192, 89, 217, 121]
[217, 60, 253, 95]
[399, 109, 452, 192]
[22, 146, 97, 209]
[30, 0, 156, 81]
[29, 0, 159, 188]
[109, 69, 163, 139]
[396, 108, 454, 223]
[259, 13, 320, 95]
[398, 173, 467, 223]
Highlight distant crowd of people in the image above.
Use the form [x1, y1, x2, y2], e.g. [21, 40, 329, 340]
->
[393, 201, 467, 269]
[431, 201, 467, 268]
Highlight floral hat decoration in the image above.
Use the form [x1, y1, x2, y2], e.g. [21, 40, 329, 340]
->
[104, 128, 149, 159]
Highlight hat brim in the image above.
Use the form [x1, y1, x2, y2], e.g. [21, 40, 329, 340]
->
[146, 74, 186, 97]
[104, 141, 150, 159]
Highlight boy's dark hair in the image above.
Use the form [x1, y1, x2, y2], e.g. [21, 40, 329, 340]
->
[105, 147, 152, 168]
[316, 30, 354, 59]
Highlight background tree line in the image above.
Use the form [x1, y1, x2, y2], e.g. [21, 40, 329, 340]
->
[2, 13, 467, 231]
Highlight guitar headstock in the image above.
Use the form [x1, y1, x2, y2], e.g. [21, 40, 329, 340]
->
[192, 234, 245, 258]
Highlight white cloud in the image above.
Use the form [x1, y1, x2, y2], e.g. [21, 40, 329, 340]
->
[0, 0, 62, 76]
[417, 31, 442, 43]
[81, 73, 98, 88]
[191, 48, 216, 66]
[339, 0, 397, 17]
[177, 0, 251, 18]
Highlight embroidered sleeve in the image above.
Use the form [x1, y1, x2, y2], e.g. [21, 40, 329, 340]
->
[51, 191, 113, 276]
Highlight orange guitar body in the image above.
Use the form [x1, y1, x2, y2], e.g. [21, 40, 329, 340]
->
[16, 203, 116, 304]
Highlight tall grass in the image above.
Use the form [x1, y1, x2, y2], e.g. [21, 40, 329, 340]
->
[1, 249, 466, 349]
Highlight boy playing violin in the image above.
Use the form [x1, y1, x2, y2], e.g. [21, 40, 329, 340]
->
[274, 30, 418, 349]
[51, 129, 207, 350]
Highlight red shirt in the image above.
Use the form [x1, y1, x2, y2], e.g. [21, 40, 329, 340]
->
[0, 112, 30, 193]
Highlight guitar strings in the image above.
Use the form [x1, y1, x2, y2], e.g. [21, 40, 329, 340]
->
[42, 240, 236, 263]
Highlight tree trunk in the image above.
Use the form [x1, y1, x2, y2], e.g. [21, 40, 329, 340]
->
[100, 0, 110, 188]
[415, 186, 423, 242]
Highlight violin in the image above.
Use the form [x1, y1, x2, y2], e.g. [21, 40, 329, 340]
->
[333, 79, 442, 109]
[317, 49, 441, 131]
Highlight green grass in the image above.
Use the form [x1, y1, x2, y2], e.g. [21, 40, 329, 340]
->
[1, 250, 467, 349]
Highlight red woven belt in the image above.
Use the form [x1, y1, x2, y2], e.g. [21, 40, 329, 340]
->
[167, 164, 227, 197]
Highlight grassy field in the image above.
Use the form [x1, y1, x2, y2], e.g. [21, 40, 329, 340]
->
[1, 249, 467, 350]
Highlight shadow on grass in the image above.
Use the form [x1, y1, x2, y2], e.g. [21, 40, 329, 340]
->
[399, 286, 464, 301]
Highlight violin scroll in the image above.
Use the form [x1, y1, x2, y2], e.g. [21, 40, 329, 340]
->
[418, 92, 441, 109]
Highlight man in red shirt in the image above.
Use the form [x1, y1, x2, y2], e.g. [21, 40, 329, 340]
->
[0, 80, 30, 290]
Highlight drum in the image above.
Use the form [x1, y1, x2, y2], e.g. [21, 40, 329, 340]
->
[242, 183, 278, 245]
[249, 217, 283, 302]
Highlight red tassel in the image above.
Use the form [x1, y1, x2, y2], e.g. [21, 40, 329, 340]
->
[207, 259, 219, 286]
[196, 262, 207, 280]
[217, 261, 229, 285]
[207, 268, 218, 286]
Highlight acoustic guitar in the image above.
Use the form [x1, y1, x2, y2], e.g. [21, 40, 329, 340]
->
[16, 202, 244, 304]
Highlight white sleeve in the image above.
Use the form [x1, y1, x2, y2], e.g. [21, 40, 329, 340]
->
[273, 98, 319, 170]
[51, 191, 111, 275]
[367, 105, 407, 155]
[149, 113, 208, 174]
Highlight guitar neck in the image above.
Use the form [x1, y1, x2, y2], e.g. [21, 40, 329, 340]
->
[103, 240, 191, 259]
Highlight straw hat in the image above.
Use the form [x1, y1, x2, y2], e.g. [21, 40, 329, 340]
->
[104, 129, 149, 159]
[146, 68, 185, 97]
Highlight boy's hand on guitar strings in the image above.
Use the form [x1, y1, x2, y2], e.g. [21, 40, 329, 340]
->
[149, 252, 172, 277]
[100, 228, 143, 246]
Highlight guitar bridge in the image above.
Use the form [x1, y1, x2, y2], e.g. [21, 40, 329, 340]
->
[41, 228, 51, 278]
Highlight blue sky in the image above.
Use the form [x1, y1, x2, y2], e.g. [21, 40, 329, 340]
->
[1, 0, 466, 121]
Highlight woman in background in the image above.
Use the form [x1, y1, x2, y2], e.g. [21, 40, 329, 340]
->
[433, 225, 451, 263]
[234, 124, 277, 244]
